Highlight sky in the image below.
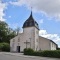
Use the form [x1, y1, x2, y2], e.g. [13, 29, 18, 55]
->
[0, 0, 60, 47]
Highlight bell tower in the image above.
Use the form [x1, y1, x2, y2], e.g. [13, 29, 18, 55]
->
[22, 11, 39, 51]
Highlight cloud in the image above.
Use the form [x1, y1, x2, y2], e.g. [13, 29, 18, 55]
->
[10, 0, 60, 21]
[0, 0, 7, 21]
[8, 23, 20, 29]
[8, 16, 11, 18]
[39, 30, 60, 47]
[39, 19, 43, 24]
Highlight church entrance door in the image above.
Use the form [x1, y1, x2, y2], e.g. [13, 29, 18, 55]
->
[17, 46, 20, 52]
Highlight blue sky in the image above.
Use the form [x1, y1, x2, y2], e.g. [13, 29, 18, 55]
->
[0, 0, 60, 47]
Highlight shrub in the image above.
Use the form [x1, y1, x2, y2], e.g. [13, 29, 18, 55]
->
[57, 48, 60, 50]
[41, 50, 60, 58]
[0, 43, 3, 51]
[24, 48, 34, 55]
[33, 51, 41, 56]
[0, 42, 10, 52]
[24, 48, 60, 58]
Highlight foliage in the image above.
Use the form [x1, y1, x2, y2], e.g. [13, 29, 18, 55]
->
[24, 48, 60, 58]
[39, 50, 60, 58]
[0, 21, 17, 43]
[57, 48, 60, 50]
[0, 42, 10, 52]
[24, 48, 34, 55]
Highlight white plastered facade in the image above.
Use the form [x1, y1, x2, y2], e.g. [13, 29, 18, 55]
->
[10, 26, 57, 52]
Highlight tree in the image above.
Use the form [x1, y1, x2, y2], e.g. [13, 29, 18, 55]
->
[15, 27, 20, 35]
[0, 21, 17, 43]
[0, 21, 8, 42]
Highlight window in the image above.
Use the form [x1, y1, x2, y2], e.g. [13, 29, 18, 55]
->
[12, 42, 14, 49]
[18, 37, 20, 42]
[18, 43, 19, 46]
[52, 43, 53, 47]
[13, 39, 15, 42]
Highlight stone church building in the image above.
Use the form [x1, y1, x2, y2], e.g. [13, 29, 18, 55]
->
[10, 12, 57, 52]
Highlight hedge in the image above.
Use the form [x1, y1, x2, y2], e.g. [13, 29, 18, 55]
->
[24, 48, 60, 58]
[40, 50, 60, 58]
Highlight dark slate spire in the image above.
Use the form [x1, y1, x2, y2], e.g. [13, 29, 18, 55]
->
[30, 10, 33, 18]
[23, 11, 39, 30]
[30, 7, 33, 18]
[27, 11, 34, 21]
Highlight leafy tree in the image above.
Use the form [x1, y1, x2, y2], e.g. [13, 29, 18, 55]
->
[0, 21, 8, 42]
[0, 21, 17, 43]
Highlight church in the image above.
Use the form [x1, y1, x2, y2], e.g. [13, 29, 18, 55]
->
[10, 12, 57, 52]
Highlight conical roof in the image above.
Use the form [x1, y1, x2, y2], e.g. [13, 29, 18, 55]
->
[23, 12, 39, 30]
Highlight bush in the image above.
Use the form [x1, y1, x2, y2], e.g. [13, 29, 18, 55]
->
[33, 51, 41, 56]
[24, 48, 60, 58]
[41, 50, 60, 58]
[0, 43, 3, 51]
[57, 48, 60, 50]
[0, 42, 10, 52]
[24, 48, 34, 55]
